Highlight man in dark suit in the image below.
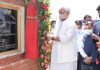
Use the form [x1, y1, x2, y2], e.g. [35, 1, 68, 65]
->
[92, 5, 100, 70]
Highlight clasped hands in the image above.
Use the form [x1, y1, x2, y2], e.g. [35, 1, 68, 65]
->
[84, 56, 92, 64]
[46, 33, 60, 41]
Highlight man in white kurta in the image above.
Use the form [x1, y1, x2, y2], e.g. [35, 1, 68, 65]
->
[49, 7, 78, 70]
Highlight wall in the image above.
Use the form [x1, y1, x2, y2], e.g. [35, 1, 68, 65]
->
[0, 53, 39, 70]
[0, 0, 39, 70]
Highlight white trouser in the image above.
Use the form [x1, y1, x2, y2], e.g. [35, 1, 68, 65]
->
[50, 61, 77, 70]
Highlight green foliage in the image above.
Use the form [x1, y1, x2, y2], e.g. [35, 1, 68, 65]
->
[25, 0, 51, 70]
[37, 0, 51, 70]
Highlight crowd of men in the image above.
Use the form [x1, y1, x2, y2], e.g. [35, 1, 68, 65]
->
[48, 5, 100, 70]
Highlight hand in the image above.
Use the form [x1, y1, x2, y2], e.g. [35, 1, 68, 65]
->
[54, 36, 60, 41]
[84, 56, 92, 64]
[91, 33, 100, 40]
[48, 40, 53, 48]
[46, 35, 53, 41]
[98, 49, 100, 53]
[47, 36, 52, 41]
[96, 41, 100, 48]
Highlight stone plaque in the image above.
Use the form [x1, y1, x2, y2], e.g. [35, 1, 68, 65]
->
[0, 8, 17, 52]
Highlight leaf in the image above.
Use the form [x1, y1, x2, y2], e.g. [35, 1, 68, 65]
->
[37, 0, 44, 2]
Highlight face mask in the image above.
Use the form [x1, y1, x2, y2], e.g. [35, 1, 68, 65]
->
[59, 14, 66, 21]
[83, 29, 93, 35]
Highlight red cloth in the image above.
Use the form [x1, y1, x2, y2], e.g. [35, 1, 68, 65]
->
[25, 2, 39, 59]
[26, 2, 37, 17]
[32, 0, 35, 2]
[96, 58, 99, 64]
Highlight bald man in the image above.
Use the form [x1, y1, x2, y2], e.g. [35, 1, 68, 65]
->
[49, 7, 78, 70]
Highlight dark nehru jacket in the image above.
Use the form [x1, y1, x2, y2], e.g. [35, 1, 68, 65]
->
[81, 35, 94, 65]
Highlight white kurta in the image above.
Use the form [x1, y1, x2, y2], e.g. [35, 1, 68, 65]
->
[50, 18, 78, 70]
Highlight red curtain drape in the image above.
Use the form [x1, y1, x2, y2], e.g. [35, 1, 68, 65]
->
[25, 1, 39, 59]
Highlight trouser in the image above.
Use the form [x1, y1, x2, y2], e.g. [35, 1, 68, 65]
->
[93, 63, 100, 70]
[81, 64, 93, 70]
[77, 53, 81, 70]
[50, 61, 77, 70]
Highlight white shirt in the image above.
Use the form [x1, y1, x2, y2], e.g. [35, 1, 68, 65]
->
[77, 32, 87, 58]
[77, 30, 89, 58]
[51, 18, 78, 63]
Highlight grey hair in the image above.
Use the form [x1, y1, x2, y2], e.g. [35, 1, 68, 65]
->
[64, 7, 70, 14]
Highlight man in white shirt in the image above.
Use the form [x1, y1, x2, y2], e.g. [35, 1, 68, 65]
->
[77, 21, 94, 70]
[75, 20, 82, 70]
[48, 7, 78, 70]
